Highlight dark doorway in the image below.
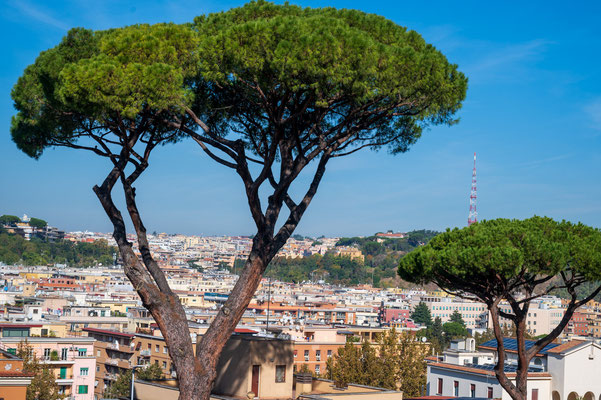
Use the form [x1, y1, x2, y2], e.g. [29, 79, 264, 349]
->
[252, 365, 260, 396]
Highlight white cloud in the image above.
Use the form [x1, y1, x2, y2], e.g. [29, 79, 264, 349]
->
[585, 97, 601, 131]
[12, 1, 69, 31]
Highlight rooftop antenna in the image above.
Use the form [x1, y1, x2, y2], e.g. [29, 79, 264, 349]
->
[468, 152, 478, 226]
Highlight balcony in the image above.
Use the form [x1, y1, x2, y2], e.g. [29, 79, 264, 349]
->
[105, 358, 131, 369]
[56, 375, 74, 385]
[104, 373, 119, 381]
[140, 349, 151, 357]
[41, 359, 75, 365]
[106, 342, 135, 353]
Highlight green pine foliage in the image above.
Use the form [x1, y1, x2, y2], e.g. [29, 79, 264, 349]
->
[265, 254, 368, 285]
[0, 215, 21, 224]
[411, 302, 433, 326]
[28, 218, 47, 229]
[0, 231, 115, 266]
[449, 310, 466, 326]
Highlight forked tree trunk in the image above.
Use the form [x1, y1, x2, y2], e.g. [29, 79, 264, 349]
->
[98, 174, 274, 400]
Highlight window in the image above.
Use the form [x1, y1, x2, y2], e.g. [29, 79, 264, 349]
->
[163, 361, 167, 369]
[315, 365, 320, 374]
[275, 365, 286, 383]
[304, 350, 309, 361]
[43, 348, 51, 359]
[316, 350, 321, 361]
[454, 381, 459, 397]
[293, 350, 297, 358]
[80, 368, 89, 376]
[78, 385, 88, 394]
[532, 389, 539, 400]
[97, 350, 101, 357]
[61, 348, 68, 360]
[470, 384, 476, 398]
[437, 378, 443, 395]
[327, 350, 332, 358]
[96, 366, 100, 372]
[78, 348, 87, 356]
[488, 387, 493, 399]
[155, 345, 160, 353]
[163, 346, 167, 354]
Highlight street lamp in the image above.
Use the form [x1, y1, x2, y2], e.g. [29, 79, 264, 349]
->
[130, 364, 147, 400]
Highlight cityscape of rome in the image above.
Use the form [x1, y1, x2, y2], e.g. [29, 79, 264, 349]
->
[1, 1, 600, 400]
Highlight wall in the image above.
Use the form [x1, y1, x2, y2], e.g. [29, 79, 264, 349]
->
[0, 385, 28, 400]
[548, 343, 601, 400]
[213, 336, 293, 399]
[428, 365, 552, 400]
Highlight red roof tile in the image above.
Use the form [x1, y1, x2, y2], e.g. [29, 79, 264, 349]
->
[545, 340, 585, 354]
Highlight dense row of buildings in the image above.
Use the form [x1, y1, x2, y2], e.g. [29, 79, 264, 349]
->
[1, 226, 600, 400]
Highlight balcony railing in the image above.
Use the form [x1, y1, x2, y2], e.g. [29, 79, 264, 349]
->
[140, 349, 151, 356]
[104, 373, 119, 381]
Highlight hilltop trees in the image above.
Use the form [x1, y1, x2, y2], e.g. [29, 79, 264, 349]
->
[398, 217, 601, 400]
[0, 231, 114, 266]
[0, 215, 21, 225]
[11, 2, 466, 399]
[28, 218, 47, 229]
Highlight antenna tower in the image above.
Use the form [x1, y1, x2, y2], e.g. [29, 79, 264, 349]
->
[468, 152, 478, 226]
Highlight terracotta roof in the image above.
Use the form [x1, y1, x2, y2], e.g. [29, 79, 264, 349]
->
[234, 328, 258, 334]
[0, 371, 35, 377]
[0, 324, 42, 328]
[545, 340, 586, 354]
[82, 327, 134, 338]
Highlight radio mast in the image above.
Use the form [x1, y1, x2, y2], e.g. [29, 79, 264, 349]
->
[468, 152, 478, 226]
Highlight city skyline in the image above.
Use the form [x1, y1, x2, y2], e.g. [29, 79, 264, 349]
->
[1, 0, 600, 237]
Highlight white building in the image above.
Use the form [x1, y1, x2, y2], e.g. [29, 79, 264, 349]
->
[427, 338, 601, 400]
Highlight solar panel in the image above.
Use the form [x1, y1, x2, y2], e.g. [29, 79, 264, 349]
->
[479, 338, 558, 354]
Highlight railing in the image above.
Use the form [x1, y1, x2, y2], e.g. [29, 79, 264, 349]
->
[140, 349, 151, 356]
[104, 373, 119, 381]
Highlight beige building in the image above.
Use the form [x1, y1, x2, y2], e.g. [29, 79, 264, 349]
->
[214, 336, 294, 399]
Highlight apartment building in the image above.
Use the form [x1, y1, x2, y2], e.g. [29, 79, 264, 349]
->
[0, 336, 96, 400]
[494, 302, 564, 336]
[417, 296, 488, 328]
[83, 328, 136, 398]
[565, 311, 588, 336]
[293, 342, 344, 375]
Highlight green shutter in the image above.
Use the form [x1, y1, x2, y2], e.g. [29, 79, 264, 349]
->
[78, 385, 88, 394]
[59, 367, 66, 379]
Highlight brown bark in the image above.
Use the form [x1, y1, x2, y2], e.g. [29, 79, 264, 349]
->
[489, 300, 524, 400]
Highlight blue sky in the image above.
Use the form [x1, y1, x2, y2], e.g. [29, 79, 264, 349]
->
[1, 0, 600, 237]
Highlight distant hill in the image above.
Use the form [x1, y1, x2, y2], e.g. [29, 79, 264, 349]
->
[262, 230, 440, 287]
[0, 227, 116, 267]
